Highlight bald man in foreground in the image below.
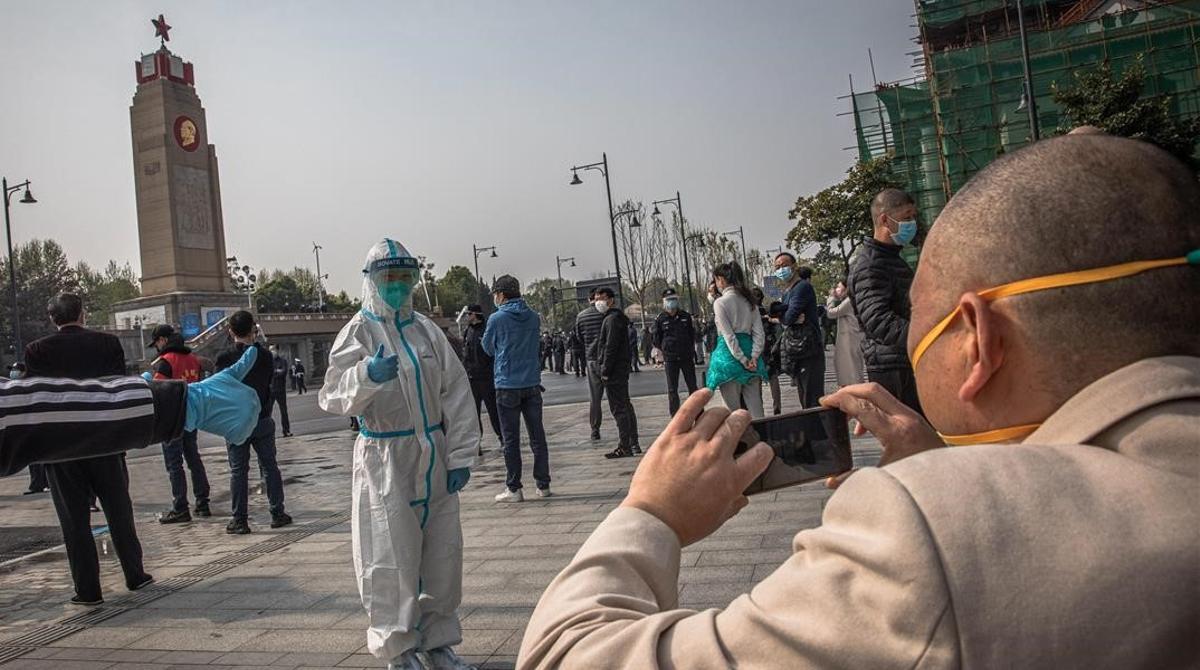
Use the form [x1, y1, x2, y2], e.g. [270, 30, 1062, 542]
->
[518, 134, 1199, 668]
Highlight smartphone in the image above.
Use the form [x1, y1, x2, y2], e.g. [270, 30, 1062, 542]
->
[733, 406, 853, 495]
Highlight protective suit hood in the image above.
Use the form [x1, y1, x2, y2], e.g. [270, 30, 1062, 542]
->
[361, 238, 419, 317]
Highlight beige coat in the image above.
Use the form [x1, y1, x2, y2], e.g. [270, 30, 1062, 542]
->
[519, 356, 1200, 668]
[825, 296, 865, 387]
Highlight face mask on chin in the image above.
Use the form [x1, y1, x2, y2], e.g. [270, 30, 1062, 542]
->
[911, 247, 1200, 445]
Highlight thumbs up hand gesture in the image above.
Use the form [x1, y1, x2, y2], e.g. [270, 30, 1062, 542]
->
[366, 344, 400, 383]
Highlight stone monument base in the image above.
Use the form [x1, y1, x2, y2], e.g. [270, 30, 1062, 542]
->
[112, 291, 247, 339]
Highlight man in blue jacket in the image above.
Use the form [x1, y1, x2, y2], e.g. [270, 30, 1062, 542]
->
[482, 275, 552, 503]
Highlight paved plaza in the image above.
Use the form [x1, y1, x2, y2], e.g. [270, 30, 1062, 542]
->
[0, 373, 879, 669]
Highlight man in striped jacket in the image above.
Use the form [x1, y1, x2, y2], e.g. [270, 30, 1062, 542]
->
[574, 287, 608, 441]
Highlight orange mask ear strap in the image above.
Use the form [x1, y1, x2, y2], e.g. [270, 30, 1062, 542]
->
[938, 423, 1041, 446]
[911, 251, 1198, 370]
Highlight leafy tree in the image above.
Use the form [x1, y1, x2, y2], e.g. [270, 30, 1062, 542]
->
[324, 290, 361, 313]
[522, 277, 581, 333]
[254, 274, 309, 313]
[0, 239, 79, 355]
[76, 260, 140, 326]
[436, 265, 488, 317]
[1053, 56, 1200, 167]
[785, 155, 904, 278]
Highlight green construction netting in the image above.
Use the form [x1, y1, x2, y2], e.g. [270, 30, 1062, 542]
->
[854, 0, 1200, 227]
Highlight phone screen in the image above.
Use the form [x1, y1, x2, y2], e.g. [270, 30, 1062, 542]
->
[733, 406, 853, 495]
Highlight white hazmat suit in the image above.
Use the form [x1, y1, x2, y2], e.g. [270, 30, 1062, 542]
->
[319, 239, 479, 662]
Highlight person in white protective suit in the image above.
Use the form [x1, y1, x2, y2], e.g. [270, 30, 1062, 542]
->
[318, 239, 480, 670]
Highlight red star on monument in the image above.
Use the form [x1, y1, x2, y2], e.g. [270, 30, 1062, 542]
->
[152, 14, 171, 43]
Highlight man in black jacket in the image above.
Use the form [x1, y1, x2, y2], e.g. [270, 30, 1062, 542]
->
[215, 311, 291, 534]
[575, 288, 608, 440]
[772, 257, 826, 408]
[653, 288, 697, 416]
[23, 293, 153, 605]
[552, 331, 567, 374]
[846, 187, 924, 415]
[595, 292, 640, 459]
[268, 345, 292, 438]
[462, 305, 502, 440]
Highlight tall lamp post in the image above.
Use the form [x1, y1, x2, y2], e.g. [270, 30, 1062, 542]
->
[312, 242, 328, 312]
[568, 153, 627, 305]
[1014, 0, 1040, 141]
[226, 257, 257, 310]
[684, 232, 707, 364]
[554, 255, 576, 323]
[472, 244, 498, 304]
[2, 178, 36, 359]
[722, 225, 748, 273]
[652, 192, 696, 315]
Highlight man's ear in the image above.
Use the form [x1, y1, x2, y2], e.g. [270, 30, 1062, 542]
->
[956, 292, 1005, 403]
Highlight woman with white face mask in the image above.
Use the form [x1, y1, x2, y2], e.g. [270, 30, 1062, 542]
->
[704, 262, 767, 417]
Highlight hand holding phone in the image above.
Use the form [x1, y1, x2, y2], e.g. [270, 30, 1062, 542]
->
[733, 407, 853, 495]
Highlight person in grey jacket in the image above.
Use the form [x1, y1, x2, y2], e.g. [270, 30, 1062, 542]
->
[826, 280, 866, 388]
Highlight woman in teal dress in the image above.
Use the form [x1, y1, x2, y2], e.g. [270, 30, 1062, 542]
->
[704, 262, 767, 417]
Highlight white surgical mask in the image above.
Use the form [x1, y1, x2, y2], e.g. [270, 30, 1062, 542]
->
[595, 300, 610, 312]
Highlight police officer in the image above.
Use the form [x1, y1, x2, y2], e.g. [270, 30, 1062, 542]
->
[653, 288, 698, 416]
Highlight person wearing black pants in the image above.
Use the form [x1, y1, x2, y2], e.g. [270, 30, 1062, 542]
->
[773, 255, 827, 408]
[653, 289, 698, 416]
[23, 293, 153, 605]
[596, 296, 640, 458]
[269, 346, 292, 437]
[575, 289, 608, 440]
[462, 305, 502, 441]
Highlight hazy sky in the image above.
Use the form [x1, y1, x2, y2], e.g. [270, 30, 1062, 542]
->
[0, 1, 915, 297]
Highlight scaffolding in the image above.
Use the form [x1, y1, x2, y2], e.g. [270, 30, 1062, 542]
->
[850, 0, 1200, 226]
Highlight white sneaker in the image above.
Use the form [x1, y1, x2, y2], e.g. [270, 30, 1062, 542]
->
[535, 487, 552, 498]
[388, 649, 426, 670]
[426, 646, 476, 670]
[494, 487, 524, 503]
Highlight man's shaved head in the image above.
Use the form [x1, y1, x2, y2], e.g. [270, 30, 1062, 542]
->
[871, 188, 916, 222]
[912, 134, 1200, 398]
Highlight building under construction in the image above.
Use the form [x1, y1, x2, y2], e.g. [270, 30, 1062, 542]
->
[851, 0, 1200, 227]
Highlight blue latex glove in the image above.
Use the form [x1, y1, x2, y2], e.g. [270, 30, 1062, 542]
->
[366, 344, 400, 383]
[447, 467, 471, 494]
[141, 371, 152, 381]
[183, 346, 261, 445]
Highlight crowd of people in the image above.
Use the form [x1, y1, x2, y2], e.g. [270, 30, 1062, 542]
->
[4, 131, 1195, 668]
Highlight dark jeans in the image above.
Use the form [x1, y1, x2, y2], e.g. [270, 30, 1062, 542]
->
[868, 367, 925, 417]
[553, 351, 565, 373]
[162, 430, 210, 513]
[470, 376, 502, 439]
[630, 349, 640, 371]
[496, 387, 550, 492]
[586, 361, 606, 433]
[572, 351, 585, 376]
[604, 376, 640, 449]
[46, 454, 147, 600]
[269, 389, 290, 434]
[27, 463, 48, 492]
[226, 416, 286, 521]
[664, 358, 699, 416]
[795, 354, 827, 409]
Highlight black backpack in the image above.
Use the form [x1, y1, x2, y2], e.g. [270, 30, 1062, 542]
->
[780, 320, 820, 371]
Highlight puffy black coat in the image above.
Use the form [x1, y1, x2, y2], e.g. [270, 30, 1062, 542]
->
[847, 237, 915, 372]
[462, 320, 494, 380]
[597, 309, 633, 380]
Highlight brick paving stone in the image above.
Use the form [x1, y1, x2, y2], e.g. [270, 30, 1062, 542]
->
[0, 381, 879, 667]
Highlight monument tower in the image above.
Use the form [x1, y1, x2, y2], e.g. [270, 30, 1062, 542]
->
[114, 15, 243, 336]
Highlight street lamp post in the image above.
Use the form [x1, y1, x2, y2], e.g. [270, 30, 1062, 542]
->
[472, 244, 498, 305]
[3, 178, 36, 360]
[569, 153, 626, 305]
[684, 232, 707, 364]
[652, 192, 696, 315]
[554, 255, 576, 319]
[722, 225, 748, 273]
[1015, 0, 1040, 141]
[226, 257, 257, 310]
[312, 242, 328, 312]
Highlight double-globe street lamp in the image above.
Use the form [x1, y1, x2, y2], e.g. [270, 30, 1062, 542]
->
[472, 244, 498, 305]
[722, 225, 748, 274]
[569, 153, 636, 306]
[3, 177, 37, 359]
[652, 192, 697, 315]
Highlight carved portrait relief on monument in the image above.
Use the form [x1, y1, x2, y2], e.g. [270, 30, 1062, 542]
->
[173, 165, 215, 250]
[173, 115, 199, 152]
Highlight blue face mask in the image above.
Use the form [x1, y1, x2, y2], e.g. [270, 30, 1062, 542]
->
[379, 281, 414, 309]
[890, 218, 918, 246]
[664, 298, 679, 311]
[774, 266, 793, 282]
